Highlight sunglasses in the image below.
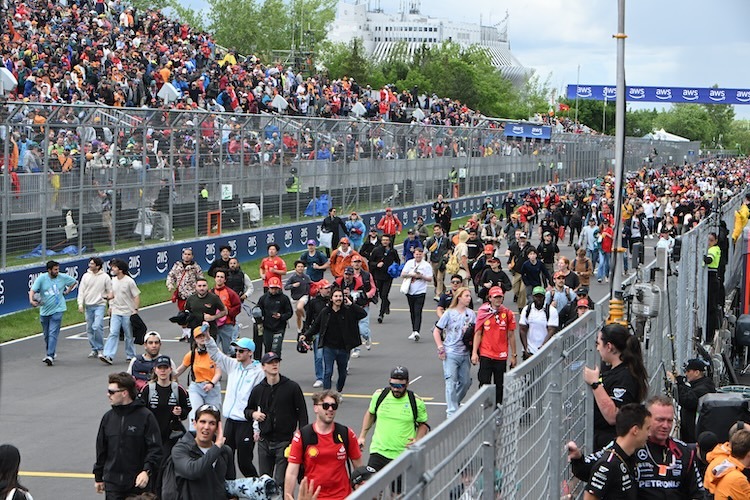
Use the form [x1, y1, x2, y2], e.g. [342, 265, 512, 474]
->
[317, 402, 339, 411]
[107, 388, 125, 395]
[390, 383, 406, 389]
[197, 404, 220, 413]
[451, 280, 462, 284]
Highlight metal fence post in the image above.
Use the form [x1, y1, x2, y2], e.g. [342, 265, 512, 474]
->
[548, 340, 563, 500]
[481, 391, 497, 498]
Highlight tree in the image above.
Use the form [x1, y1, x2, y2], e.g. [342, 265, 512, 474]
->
[702, 85, 735, 148]
[724, 120, 750, 156]
[625, 108, 659, 137]
[165, 1, 206, 31]
[318, 39, 373, 84]
[655, 104, 715, 144]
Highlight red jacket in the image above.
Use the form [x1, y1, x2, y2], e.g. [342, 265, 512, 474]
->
[212, 285, 241, 324]
[377, 214, 402, 235]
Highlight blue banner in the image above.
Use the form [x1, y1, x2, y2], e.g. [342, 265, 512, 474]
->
[566, 85, 750, 105]
[503, 123, 552, 140]
[1, 189, 536, 316]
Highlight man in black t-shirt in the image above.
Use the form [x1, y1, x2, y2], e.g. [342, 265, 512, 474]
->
[582, 404, 651, 500]
[184, 278, 227, 339]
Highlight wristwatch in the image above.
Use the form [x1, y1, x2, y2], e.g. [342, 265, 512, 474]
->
[590, 381, 601, 390]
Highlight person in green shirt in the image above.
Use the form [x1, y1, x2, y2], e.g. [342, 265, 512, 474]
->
[704, 232, 722, 343]
[357, 366, 429, 472]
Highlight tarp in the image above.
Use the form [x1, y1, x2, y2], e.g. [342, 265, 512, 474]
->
[642, 128, 690, 142]
[503, 123, 552, 140]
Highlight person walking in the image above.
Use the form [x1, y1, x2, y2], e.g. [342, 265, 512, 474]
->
[211, 269, 242, 354]
[166, 248, 203, 340]
[257, 276, 294, 355]
[519, 286, 559, 359]
[184, 278, 227, 341]
[357, 366, 429, 471]
[320, 207, 348, 257]
[432, 194, 452, 234]
[302, 288, 367, 392]
[174, 325, 223, 428]
[300, 240, 329, 282]
[259, 243, 287, 293]
[471, 286, 517, 405]
[284, 390, 363, 500]
[424, 224, 452, 300]
[94, 372, 163, 499]
[345, 211, 367, 250]
[285, 260, 313, 336]
[400, 248, 433, 342]
[247, 352, 308, 493]
[0, 444, 32, 500]
[376, 207, 403, 243]
[205, 333, 265, 478]
[369, 234, 400, 324]
[432, 287, 476, 418]
[29, 260, 78, 366]
[127, 331, 176, 392]
[78, 257, 112, 359]
[99, 259, 141, 366]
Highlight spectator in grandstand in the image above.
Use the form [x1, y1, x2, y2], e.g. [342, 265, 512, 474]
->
[584, 323, 649, 449]
[433, 287, 476, 418]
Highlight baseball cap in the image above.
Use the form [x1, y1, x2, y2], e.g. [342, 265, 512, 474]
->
[344, 266, 354, 274]
[351, 465, 376, 488]
[385, 207, 392, 212]
[489, 286, 504, 298]
[192, 324, 209, 337]
[553, 271, 564, 279]
[518, 232, 527, 238]
[231, 338, 256, 351]
[390, 366, 409, 380]
[483, 244, 494, 254]
[685, 358, 708, 371]
[268, 276, 282, 288]
[577, 299, 589, 308]
[306, 239, 317, 246]
[261, 351, 281, 364]
[154, 355, 171, 368]
[144, 331, 161, 341]
[577, 286, 589, 295]
[339, 237, 350, 244]
[317, 279, 332, 289]
[532, 286, 546, 296]
[407, 228, 415, 234]
[369, 227, 378, 233]
[488, 256, 500, 263]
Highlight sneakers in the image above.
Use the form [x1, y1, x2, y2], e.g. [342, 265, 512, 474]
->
[42, 356, 54, 366]
[312, 380, 323, 388]
[351, 348, 361, 358]
[364, 337, 372, 350]
[88, 350, 99, 358]
[377, 315, 383, 324]
[408, 331, 420, 342]
[99, 354, 114, 365]
[433, 296, 440, 302]
[597, 278, 602, 283]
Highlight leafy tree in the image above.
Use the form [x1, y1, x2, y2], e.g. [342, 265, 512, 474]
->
[724, 120, 750, 156]
[318, 39, 373, 84]
[165, 1, 206, 31]
[625, 108, 659, 137]
[702, 85, 735, 148]
[655, 104, 715, 144]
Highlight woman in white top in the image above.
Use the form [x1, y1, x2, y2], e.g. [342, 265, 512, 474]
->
[432, 287, 477, 418]
[401, 247, 434, 342]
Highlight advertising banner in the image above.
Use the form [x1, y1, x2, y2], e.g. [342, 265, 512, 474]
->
[503, 123, 552, 140]
[566, 85, 750, 105]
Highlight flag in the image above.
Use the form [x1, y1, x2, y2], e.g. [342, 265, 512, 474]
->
[559, 103, 570, 112]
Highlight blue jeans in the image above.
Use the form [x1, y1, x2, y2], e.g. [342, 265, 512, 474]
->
[358, 306, 370, 340]
[443, 352, 472, 418]
[322, 347, 350, 392]
[586, 248, 599, 269]
[597, 251, 610, 281]
[187, 381, 222, 431]
[41, 311, 64, 357]
[103, 314, 136, 360]
[217, 323, 239, 355]
[312, 337, 324, 382]
[85, 304, 106, 351]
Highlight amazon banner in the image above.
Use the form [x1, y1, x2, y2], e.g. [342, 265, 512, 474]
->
[1, 189, 542, 316]
[503, 123, 552, 141]
[566, 84, 750, 105]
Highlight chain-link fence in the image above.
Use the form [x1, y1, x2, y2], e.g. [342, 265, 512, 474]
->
[0, 102, 698, 269]
[352, 189, 745, 499]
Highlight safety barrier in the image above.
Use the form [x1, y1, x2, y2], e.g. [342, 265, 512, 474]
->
[352, 188, 747, 499]
[0, 102, 698, 268]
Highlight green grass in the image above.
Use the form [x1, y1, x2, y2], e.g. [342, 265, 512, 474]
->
[0, 215, 470, 343]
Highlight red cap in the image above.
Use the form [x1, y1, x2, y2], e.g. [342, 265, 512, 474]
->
[268, 276, 282, 288]
[385, 207, 392, 212]
[489, 286, 504, 298]
[577, 298, 589, 308]
[317, 279, 331, 288]
[484, 244, 495, 254]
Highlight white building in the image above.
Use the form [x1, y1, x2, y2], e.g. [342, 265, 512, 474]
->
[328, 0, 532, 86]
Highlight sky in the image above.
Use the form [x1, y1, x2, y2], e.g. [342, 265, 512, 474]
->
[181, 0, 750, 118]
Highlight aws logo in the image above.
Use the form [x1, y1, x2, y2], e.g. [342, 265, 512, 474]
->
[205, 243, 216, 264]
[228, 240, 237, 258]
[735, 90, 750, 103]
[0, 279, 4, 305]
[28, 271, 44, 289]
[682, 89, 699, 101]
[300, 227, 309, 246]
[64, 266, 79, 280]
[531, 127, 544, 136]
[655, 88, 671, 100]
[628, 88, 645, 99]
[266, 233, 275, 245]
[247, 236, 257, 256]
[156, 251, 169, 273]
[709, 89, 726, 102]
[128, 255, 141, 279]
[284, 230, 293, 248]
[576, 86, 592, 98]
[603, 87, 617, 100]
[512, 125, 524, 134]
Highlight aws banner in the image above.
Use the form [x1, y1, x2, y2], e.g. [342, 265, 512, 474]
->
[566, 85, 750, 105]
[503, 123, 552, 140]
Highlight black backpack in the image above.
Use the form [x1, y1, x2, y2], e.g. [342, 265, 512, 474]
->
[161, 452, 185, 500]
[293, 423, 352, 483]
[373, 387, 429, 432]
[524, 303, 552, 323]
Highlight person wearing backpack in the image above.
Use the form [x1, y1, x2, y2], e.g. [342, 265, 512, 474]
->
[357, 366, 429, 472]
[284, 390, 363, 500]
[174, 326, 223, 431]
[519, 287, 559, 360]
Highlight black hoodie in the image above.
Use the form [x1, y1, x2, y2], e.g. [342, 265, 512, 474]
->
[245, 375, 309, 442]
[93, 398, 163, 491]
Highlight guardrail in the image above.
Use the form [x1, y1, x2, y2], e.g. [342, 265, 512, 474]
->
[351, 188, 747, 499]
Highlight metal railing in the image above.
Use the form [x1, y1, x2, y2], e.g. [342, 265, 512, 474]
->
[352, 188, 746, 499]
[0, 102, 699, 269]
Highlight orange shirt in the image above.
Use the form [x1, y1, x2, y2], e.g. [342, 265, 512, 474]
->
[180, 349, 219, 384]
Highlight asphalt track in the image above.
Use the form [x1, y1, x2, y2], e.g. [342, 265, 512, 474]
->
[0, 233, 625, 499]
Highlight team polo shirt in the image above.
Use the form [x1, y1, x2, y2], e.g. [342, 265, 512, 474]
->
[586, 442, 638, 499]
[287, 423, 362, 500]
[260, 256, 287, 287]
[593, 363, 640, 447]
[181, 349, 218, 384]
[478, 307, 516, 361]
[368, 390, 428, 459]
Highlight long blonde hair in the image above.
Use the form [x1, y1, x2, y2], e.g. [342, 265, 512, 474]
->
[449, 287, 471, 309]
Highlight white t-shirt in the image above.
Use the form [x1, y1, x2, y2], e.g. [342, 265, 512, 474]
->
[110, 275, 140, 316]
[401, 258, 433, 295]
[519, 303, 559, 354]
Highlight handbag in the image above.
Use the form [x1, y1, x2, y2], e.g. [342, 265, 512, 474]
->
[400, 277, 412, 294]
[171, 270, 188, 303]
[462, 322, 476, 350]
[168, 418, 186, 441]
